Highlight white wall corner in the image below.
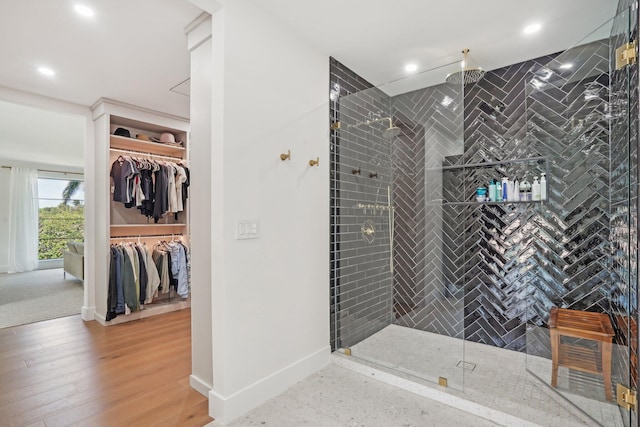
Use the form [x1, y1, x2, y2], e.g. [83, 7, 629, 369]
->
[188, 0, 222, 15]
[186, 13, 212, 52]
[81, 306, 96, 321]
[208, 346, 330, 425]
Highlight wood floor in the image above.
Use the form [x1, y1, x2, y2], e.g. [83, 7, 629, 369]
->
[0, 308, 212, 427]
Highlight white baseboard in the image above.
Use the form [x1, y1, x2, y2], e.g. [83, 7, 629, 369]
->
[81, 306, 96, 321]
[38, 259, 63, 270]
[190, 374, 212, 397]
[93, 300, 191, 326]
[209, 345, 330, 425]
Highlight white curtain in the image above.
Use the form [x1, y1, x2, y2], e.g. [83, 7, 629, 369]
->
[8, 167, 39, 273]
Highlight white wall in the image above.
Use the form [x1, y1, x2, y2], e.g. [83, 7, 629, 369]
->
[187, 12, 214, 396]
[189, 0, 331, 423]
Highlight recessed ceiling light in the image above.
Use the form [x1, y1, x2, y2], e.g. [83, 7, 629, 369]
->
[405, 63, 418, 73]
[37, 67, 55, 76]
[74, 4, 95, 17]
[524, 23, 541, 35]
[559, 63, 573, 69]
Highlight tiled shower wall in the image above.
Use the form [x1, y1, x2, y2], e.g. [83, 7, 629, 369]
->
[331, 30, 638, 357]
[390, 84, 464, 338]
[330, 58, 394, 350]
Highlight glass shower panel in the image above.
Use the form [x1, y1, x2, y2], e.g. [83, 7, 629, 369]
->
[331, 62, 466, 390]
[525, 8, 636, 426]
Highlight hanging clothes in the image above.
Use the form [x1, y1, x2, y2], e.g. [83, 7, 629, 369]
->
[110, 157, 190, 223]
[107, 241, 189, 321]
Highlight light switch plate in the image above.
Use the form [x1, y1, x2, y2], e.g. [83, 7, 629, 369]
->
[236, 219, 259, 240]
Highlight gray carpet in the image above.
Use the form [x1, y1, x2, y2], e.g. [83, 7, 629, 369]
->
[0, 268, 83, 329]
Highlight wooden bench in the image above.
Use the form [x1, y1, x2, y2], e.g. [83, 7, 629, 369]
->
[549, 307, 615, 401]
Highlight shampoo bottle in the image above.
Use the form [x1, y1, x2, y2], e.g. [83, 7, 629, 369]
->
[489, 180, 497, 202]
[519, 179, 527, 201]
[540, 173, 547, 200]
[513, 177, 519, 202]
[532, 177, 541, 201]
[501, 177, 508, 202]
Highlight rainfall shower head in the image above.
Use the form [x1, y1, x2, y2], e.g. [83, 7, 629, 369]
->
[445, 48, 485, 85]
[383, 124, 401, 139]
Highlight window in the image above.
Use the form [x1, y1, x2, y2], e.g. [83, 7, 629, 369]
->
[37, 176, 84, 260]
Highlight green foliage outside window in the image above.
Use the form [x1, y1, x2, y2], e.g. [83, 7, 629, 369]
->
[38, 204, 84, 260]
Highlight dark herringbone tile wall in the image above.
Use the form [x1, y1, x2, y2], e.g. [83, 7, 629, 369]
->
[330, 58, 394, 350]
[390, 83, 464, 338]
[390, 40, 616, 352]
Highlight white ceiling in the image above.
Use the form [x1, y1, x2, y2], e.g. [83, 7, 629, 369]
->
[255, 0, 618, 93]
[0, 0, 621, 122]
[0, 0, 202, 119]
[0, 100, 85, 170]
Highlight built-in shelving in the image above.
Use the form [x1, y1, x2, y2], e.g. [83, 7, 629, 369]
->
[426, 156, 549, 205]
[110, 224, 187, 237]
[94, 99, 191, 326]
[439, 156, 546, 170]
[110, 135, 185, 158]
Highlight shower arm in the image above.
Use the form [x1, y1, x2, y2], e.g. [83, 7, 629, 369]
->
[350, 117, 393, 129]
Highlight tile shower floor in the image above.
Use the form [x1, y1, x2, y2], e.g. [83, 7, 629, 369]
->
[209, 325, 625, 426]
[343, 324, 623, 427]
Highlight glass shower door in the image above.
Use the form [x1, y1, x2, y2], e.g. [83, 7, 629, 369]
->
[330, 62, 466, 391]
[525, 5, 637, 426]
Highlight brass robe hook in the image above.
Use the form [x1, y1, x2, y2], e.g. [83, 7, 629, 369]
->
[309, 157, 319, 167]
[280, 150, 291, 161]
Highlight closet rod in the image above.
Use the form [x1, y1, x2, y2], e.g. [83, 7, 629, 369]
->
[110, 147, 184, 162]
[1, 165, 84, 175]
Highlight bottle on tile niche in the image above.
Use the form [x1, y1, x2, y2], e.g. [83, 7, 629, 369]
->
[489, 179, 497, 202]
[501, 177, 509, 202]
[540, 173, 547, 200]
[532, 177, 541, 201]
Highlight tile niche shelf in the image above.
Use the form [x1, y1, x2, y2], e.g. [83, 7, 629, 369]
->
[428, 156, 549, 206]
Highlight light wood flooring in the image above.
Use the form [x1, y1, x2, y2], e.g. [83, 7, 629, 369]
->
[0, 308, 212, 427]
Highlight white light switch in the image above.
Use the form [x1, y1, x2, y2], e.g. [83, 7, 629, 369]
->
[236, 220, 259, 240]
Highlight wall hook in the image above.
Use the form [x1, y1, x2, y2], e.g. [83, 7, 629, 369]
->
[369, 171, 378, 178]
[352, 166, 361, 175]
[309, 157, 319, 167]
[280, 150, 291, 161]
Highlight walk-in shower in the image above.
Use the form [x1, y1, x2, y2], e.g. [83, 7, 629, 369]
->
[329, 3, 638, 426]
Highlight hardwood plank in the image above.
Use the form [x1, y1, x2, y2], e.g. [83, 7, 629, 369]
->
[0, 384, 79, 426]
[151, 400, 213, 427]
[0, 308, 213, 426]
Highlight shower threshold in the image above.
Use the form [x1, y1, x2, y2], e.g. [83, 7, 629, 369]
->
[334, 325, 618, 426]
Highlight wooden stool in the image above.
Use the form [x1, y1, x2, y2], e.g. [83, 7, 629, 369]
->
[549, 307, 615, 401]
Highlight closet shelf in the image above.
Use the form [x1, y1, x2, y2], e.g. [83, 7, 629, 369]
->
[110, 135, 186, 158]
[110, 224, 187, 237]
